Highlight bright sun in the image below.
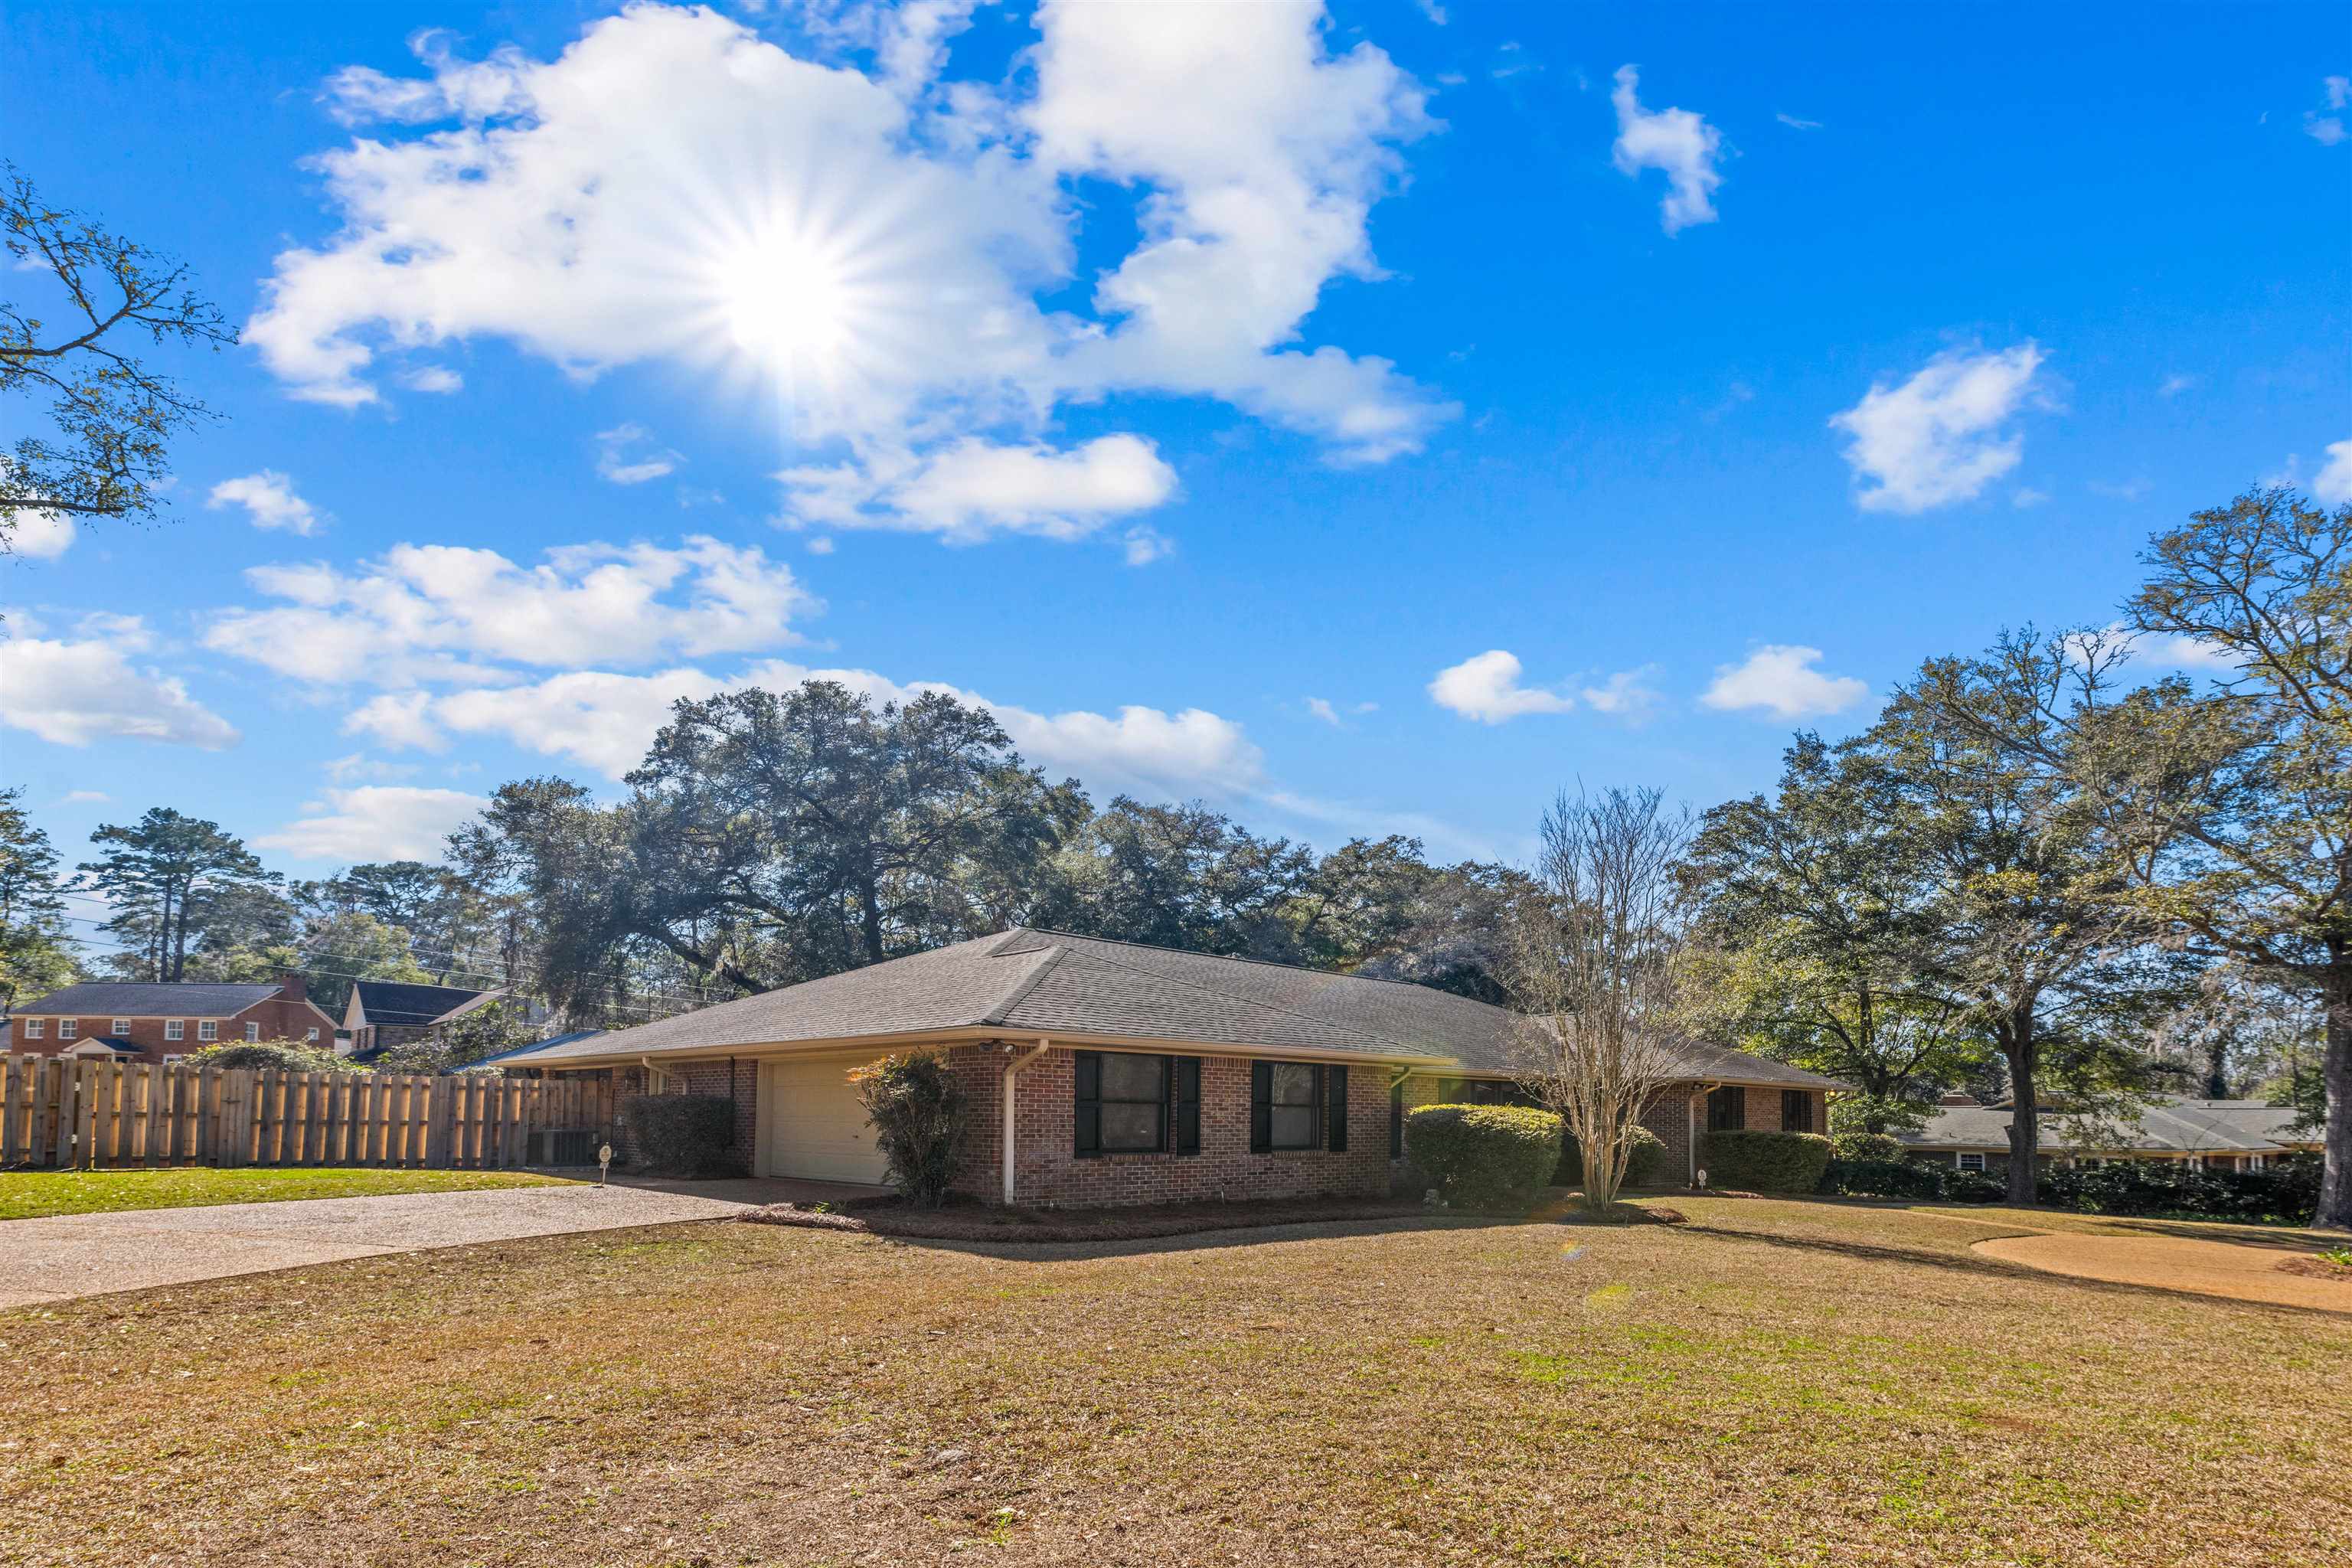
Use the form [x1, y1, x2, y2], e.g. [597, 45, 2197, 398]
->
[717, 230, 855, 365]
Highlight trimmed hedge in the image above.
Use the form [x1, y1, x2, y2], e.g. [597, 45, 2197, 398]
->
[1404, 1103, 1563, 1211]
[2037, 1157, 2318, 1224]
[1558, 1124, 1671, 1189]
[178, 1040, 358, 1074]
[1700, 1129, 1834, 1193]
[1830, 1131, 1907, 1165]
[1818, 1158, 2001, 1203]
[620, 1094, 742, 1178]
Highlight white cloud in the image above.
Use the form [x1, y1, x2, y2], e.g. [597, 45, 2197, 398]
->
[207, 470, 324, 535]
[254, 786, 488, 863]
[2311, 439, 2352, 505]
[0, 619, 241, 749]
[1305, 697, 1341, 726]
[246, 2, 1451, 549]
[780, 433, 1177, 543]
[1579, 666, 1662, 719]
[1428, 649, 1575, 724]
[1829, 342, 2047, 513]
[204, 534, 817, 686]
[1610, 66, 1724, 234]
[2011, 487, 2050, 508]
[60, 790, 111, 803]
[352, 655, 1264, 801]
[397, 365, 463, 394]
[594, 424, 680, 485]
[1701, 645, 1867, 719]
[2158, 373, 2197, 398]
[5, 508, 75, 559]
[2308, 77, 2350, 145]
[1775, 112, 1822, 131]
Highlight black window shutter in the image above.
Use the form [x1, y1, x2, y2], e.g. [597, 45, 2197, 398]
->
[1326, 1064, 1348, 1151]
[1249, 1060, 1272, 1153]
[1074, 1050, 1102, 1156]
[1390, 1080, 1404, 1158]
[1174, 1056, 1201, 1155]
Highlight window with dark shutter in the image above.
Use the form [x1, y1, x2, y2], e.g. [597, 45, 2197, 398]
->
[1707, 1085, 1746, 1132]
[1264, 1062, 1321, 1150]
[1390, 1079, 1405, 1158]
[1780, 1089, 1814, 1133]
[1073, 1050, 1102, 1155]
[1325, 1064, 1348, 1151]
[1250, 1060, 1273, 1152]
[1079, 1051, 1168, 1155]
[1173, 1056, 1201, 1155]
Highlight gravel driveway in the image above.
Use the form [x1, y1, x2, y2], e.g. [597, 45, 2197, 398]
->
[0, 1183, 762, 1308]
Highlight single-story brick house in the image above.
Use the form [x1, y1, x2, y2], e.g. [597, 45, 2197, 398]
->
[5, 978, 340, 1063]
[1896, 1095, 2321, 1177]
[503, 929, 1846, 1206]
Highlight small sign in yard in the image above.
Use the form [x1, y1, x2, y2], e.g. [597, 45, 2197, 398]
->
[598, 1143, 612, 1186]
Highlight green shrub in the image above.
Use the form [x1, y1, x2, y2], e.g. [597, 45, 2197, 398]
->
[1558, 1124, 1671, 1189]
[179, 1040, 357, 1074]
[2036, 1156, 2317, 1225]
[1700, 1129, 1834, 1192]
[1404, 1103, 1562, 1210]
[1831, 1130, 1907, 1164]
[620, 1094, 741, 1178]
[851, 1049, 969, 1207]
[1819, 1157, 1947, 1200]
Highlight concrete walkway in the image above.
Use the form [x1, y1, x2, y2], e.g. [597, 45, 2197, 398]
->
[0, 1182, 774, 1309]
[1974, 1230, 2352, 1315]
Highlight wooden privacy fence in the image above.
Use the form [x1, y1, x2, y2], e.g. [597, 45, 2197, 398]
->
[0, 1055, 612, 1171]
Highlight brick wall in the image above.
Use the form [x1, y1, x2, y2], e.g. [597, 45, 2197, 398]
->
[946, 1044, 1392, 1207]
[605, 1060, 756, 1171]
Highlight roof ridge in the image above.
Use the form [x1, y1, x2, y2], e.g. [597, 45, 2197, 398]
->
[1045, 941, 1425, 1056]
[977, 942, 1069, 1027]
[1016, 926, 1498, 1002]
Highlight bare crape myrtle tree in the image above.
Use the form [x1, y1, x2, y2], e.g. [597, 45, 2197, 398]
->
[1504, 786, 1705, 1212]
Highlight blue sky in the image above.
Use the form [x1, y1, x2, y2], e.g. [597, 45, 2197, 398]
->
[4, 0, 2347, 881]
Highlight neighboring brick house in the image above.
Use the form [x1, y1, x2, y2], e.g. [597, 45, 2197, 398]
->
[1896, 1096, 2322, 1178]
[340, 981, 500, 1061]
[508, 929, 1845, 1206]
[5, 978, 340, 1063]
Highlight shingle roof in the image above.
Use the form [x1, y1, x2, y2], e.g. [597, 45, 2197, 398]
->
[1897, 1097, 2316, 1155]
[352, 981, 493, 1027]
[15, 981, 284, 1018]
[504, 929, 1850, 1090]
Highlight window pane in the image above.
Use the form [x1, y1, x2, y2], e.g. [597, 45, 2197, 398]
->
[1100, 1102, 1163, 1152]
[1098, 1052, 1164, 1103]
[1270, 1063, 1316, 1106]
[1270, 1106, 1317, 1149]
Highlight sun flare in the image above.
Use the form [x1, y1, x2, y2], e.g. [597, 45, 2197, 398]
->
[717, 232, 855, 363]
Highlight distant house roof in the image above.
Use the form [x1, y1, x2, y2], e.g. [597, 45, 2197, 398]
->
[1898, 1097, 2318, 1155]
[501, 929, 1850, 1091]
[15, 982, 286, 1018]
[350, 981, 495, 1028]
[66, 1036, 143, 1056]
[466, 1031, 599, 1070]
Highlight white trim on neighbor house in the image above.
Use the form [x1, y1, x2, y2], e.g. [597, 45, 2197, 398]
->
[198, 1021, 217, 1041]
[56, 1019, 76, 1040]
[19, 1018, 42, 1039]
[243, 1022, 261, 1042]
[1958, 1152, 1985, 1171]
[531, 1025, 1459, 1075]
[112, 1018, 131, 1034]
[165, 1019, 185, 1040]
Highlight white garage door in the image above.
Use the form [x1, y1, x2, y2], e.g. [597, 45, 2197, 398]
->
[763, 1057, 890, 1184]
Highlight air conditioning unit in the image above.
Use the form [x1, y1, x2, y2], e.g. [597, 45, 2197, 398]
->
[528, 1128, 599, 1167]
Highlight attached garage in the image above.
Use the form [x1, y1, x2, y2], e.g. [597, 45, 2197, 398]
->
[759, 1056, 890, 1184]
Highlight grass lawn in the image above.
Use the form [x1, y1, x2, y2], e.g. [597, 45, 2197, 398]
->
[0, 1166, 577, 1221]
[2, 1198, 2344, 1567]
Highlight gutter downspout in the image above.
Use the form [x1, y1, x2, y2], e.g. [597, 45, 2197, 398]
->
[1001, 1037, 1051, 1204]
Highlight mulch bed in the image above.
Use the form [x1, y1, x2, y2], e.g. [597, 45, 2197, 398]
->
[740, 1194, 1460, 1243]
[2275, 1254, 2352, 1282]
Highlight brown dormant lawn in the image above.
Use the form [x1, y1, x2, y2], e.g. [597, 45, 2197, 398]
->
[3, 1197, 2344, 1566]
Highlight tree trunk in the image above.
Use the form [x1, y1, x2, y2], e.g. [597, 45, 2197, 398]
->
[2320, 952, 2352, 1232]
[858, 878, 887, 968]
[2003, 1015, 2039, 1207]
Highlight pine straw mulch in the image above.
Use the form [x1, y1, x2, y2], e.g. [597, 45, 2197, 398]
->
[2276, 1252, 2352, 1281]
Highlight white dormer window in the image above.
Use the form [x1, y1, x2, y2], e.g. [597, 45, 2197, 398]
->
[19, 1018, 41, 1039]
[244, 1022, 261, 1042]
[113, 1018, 132, 1035]
[198, 1021, 218, 1041]
[57, 1019, 77, 1040]
[165, 1020, 185, 1040]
